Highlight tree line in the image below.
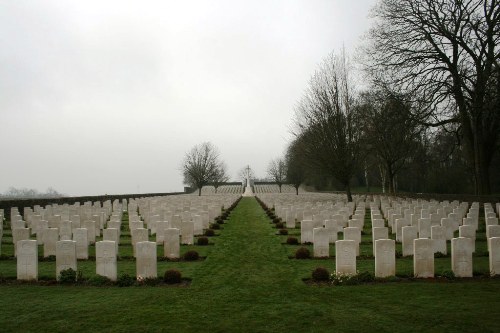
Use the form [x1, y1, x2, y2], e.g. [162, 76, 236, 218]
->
[278, 0, 499, 200]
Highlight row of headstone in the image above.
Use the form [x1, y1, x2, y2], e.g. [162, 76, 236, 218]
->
[16, 235, 183, 281]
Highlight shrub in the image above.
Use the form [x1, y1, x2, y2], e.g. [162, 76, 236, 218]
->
[331, 271, 375, 286]
[204, 229, 215, 236]
[164, 269, 182, 284]
[273, 217, 281, 224]
[440, 270, 456, 280]
[286, 237, 299, 245]
[197, 237, 209, 245]
[117, 274, 135, 287]
[295, 247, 311, 259]
[87, 275, 112, 286]
[312, 267, 331, 282]
[279, 229, 288, 235]
[58, 268, 77, 283]
[276, 222, 284, 229]
[211, 223, 221, 230]
[183, 250, 200, 261]
[216, 217, 225, 225]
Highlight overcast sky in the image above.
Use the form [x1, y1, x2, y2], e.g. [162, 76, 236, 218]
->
[0, 0, 377, 196]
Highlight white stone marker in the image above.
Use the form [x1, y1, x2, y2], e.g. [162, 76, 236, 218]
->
[372, 227, 389, 254]
[418, 218, 431, 238]
[193, 215, 203, 236]
[132, 228, 149, 257]
[136, 241, 157, 279]
[489, 237, 500, 276]
[402, 226, 418, 256]
[343, 227, 361, 256]
[103, 228, 120, 253]
[372, 219, 385, 229]
[96, 241, 117, 281]
[164, 228, 180, 259]
[335, 240, 356, 275]
[73, 228, 89, 260]
[17, 240, 38, 281]
[487, 225, 500, 240]
[451, 237, 473, 278]
[155, 222, 169, 244]
[285, 211, 295, 229]
[59, 221, 73, 241]
[431, 225, 447, 255]
[181, 221, 194, 245]
[313, 227, 329, 258]
[441, 218, 456, 240]
[414, 238, 434, 278]
[301, 220, 315, 244]
[375, 239, 395, 278]
[12, 228, 30, 257]
[43, 228, 59, 257]
[56, 240, 77, 280]
[82, 221, 96, 244]
[459, 225, 476, 252]
[395, 218, 410, 242]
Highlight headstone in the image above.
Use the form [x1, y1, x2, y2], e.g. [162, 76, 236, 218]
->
[375, 239, 395, 278]
[96, 241, 117, 281]
[12, 228, 30, 257]
[451, 237, 473, 278]
[181, 221, 194, 245]
[56, 240, 77, 280]
[82, 221, 96, 244]
[132, 228, 149, 257]
[418, 218, 431, 238]
[402, 226, 418, 256]
[335, 240, 356, 275]
[395, 218, 410, 242]
[59, 221, 73, 241]
[103, 228, 120, 253]
[43, 228, 59, 257]
[193, 215, 203, 236]
[459, 225, 476, 252]
[413, 238, 434, 278]
[343, 227, 361, 256]
[372, 219, 385, 228]
[164, 228, 180, 259]
[301, 220, 315, 244]
[489, 237, 500, 276]
[285, 210, 295, 229]
[441, 218, 456, 240]
[73, 228, 89, 260]
[17, 240, 38, 281]
[136, 241, 157, 279]
[372, 227, 389, 254]
[431, 225, 447, 255]
[107, 221, 121, 236]
[313, 227, 329, 258]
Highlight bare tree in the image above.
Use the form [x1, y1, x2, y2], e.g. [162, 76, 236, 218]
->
[211, 162, 230, 194]
[359, 89, 423, 194]
[294, 50, 362, 202]
[267, 158, 287, 193]
[366, 0, 500, 194]
[182, 142, 225, 196]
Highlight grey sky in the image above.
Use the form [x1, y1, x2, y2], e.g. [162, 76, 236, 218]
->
[0, 0, 376, 196]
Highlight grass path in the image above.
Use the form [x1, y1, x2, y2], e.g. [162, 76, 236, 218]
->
[1, 197, 500, 332]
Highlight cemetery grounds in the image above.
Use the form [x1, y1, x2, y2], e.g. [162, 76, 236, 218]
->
[1, 197, 500, 332]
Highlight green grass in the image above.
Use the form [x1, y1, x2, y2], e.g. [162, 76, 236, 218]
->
[1, 197, 500, 332]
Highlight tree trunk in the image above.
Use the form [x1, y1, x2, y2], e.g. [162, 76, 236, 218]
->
[364, 161, 370, 192]
[345, 182, 353, 202]
[295, 185, 299, 195]
[279, 184, 282, 193]
[378, 164, 386, 194]
[198, 188, 202, 196]
[214, 186, 218, 194]
[387, 163, 395, 194]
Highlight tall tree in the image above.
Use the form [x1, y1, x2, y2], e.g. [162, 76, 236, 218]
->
[294, 50, 362, 202]
[285, 137, 307, 195]
[182, 142, 225, 196]
[360, 89, 423, 193]
[267, 158, 287, 193]
[366, 0, 500, 194]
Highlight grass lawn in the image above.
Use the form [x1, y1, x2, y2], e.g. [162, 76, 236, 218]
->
[1, 197, 500, 332]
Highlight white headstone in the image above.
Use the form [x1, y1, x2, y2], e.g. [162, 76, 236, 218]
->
[132, 228, 149, 257]
[301, 220, 315, 244]
[418, 218, 431, 238]
[372, 227, 389, 254]
[82, 220, 96, 244]
[375, 239, 395, 278]
[313, 227, 329, 258]
[73, 228, 89, 260]
[43, 228, 59, 257]
[335, 240, 356, 275]
[343, 227, 361, 256]
[164, 228, 180, 259]
[431, 225, 447, 255]
[414, 238, 434, 278]
[451, 237, 473, 278]
[17, 240, 38, 281]
[489, 237, 500, 276]
[56, 240, 77, 280]
[12, 228, 30, 257]
[402, 226, 418, 256]
[103, 228, 120, 253]
[96, 240, 117, 281]
[136, 241, 157, 279]
[181, 221, 194, 245]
